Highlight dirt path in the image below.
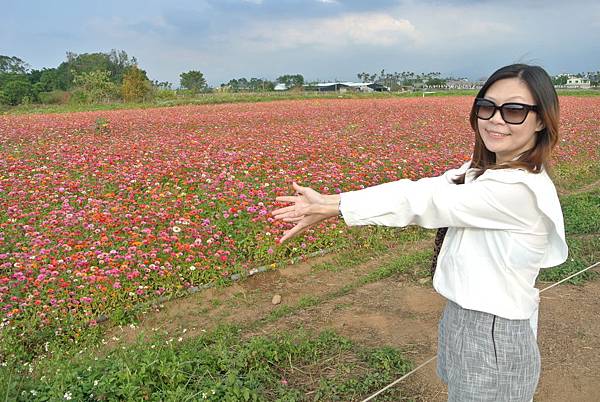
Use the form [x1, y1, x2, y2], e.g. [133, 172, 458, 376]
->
[104, 241, 600, 401]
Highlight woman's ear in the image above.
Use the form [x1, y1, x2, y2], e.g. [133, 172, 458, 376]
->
[535, 117, 545, 132]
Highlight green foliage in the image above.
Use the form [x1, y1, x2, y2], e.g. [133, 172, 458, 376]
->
[539, 186, 599, 285]
[0, 55, 29, 74]
[71, 70, 119, 103]
[94, 117, 111, 134]
[180, 70, 207, 93]
[154, 88, 177, 101]
[0, 67, 64, 105]
[276, 74, 304, 89]
[560, 189, 600, 234]
[2, 325, 412, 401]
[32, 68, 61, 92]
[553, 74, 569, 85]
[152, 80, 173, 90]
[121, 65, 152, 102]
[553, 157, 600, 191]
[538, 236, 599, 284]
[222, 77, 275, 92]
[36, 90, 70, 105]
[0, 75, 32, 105]
[52, 49, 137, 90]
[426, 77, 447, 86]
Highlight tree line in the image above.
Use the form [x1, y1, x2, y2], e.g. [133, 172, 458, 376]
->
[0, 51, 307, 106]
[0, 50, 214, 106]
[2, 50, 598, 107]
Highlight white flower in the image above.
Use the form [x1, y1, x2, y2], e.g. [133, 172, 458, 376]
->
[30, 390, 38, 396]
[189, 265, 196, 271]
[94, 380, 99, 387]
[172, 226, 181, 233]
[64, 391, 72, 400]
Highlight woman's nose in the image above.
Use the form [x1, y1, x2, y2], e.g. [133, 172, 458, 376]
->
[489, 108, 506, 124]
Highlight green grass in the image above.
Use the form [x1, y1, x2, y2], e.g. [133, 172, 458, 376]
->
[539, 188, 600, 284]
[1, 325, 413, 402]
[560, 189, 600, 234]
[538, 187, 599, 284]
[555, 88, 600, 96]
[553, 158, 600, 192]
[538, 236, 599, 284]
[311, 226, 431, 274]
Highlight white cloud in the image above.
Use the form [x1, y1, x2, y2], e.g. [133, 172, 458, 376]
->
[244, 12, 421, 49]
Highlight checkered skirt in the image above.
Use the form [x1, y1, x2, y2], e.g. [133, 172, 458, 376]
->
[437, 300, 541, 401]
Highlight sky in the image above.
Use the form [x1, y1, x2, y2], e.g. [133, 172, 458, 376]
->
[2, 0, 600, 86]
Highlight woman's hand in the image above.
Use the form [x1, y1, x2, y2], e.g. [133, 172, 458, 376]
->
[271, 182, 340, 244]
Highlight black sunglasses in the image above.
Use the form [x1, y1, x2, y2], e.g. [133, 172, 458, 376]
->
[474, 98, 538, 125]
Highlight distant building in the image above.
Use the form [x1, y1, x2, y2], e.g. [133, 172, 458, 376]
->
[274, 83, 288, 91]
[444, 79, 484, 90]
[304, 82, 389, 92]
[564, 77, 591, 89]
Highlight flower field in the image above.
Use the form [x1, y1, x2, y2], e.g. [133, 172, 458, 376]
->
[1, 97, 599, 359]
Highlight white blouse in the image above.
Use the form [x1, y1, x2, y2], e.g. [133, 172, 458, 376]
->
[339, 161, 568, 333]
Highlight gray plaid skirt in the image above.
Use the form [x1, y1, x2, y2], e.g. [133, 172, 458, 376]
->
[437, 300, 541, 401]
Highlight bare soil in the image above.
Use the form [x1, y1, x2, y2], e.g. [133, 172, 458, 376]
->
[103, 240, 600, 401]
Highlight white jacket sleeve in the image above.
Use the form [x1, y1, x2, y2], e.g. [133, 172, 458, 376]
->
[339, 173, 541, 232]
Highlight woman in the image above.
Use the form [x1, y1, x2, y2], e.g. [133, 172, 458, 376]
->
[270, 64, 568, 401]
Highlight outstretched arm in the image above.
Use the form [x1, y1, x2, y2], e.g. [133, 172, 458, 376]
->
[271, 182, 340, 243]
[271, 162, 472, 244]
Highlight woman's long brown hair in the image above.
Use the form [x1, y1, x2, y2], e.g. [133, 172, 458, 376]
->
[431, 64, 561, 277]
[457, 63, 560, 183]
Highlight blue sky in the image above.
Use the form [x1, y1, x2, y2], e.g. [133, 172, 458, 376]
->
[3, 0, 599, 86]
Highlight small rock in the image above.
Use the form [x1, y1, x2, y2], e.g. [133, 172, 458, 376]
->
[272, 294, 282, 305]
[418, 277, 431, 285]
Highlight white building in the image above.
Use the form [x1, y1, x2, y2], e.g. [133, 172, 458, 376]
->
[305, 82, 389, 92]
[564, 77, 591, 89]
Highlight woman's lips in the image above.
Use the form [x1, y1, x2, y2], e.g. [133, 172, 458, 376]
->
[486, 130, 510, 138]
